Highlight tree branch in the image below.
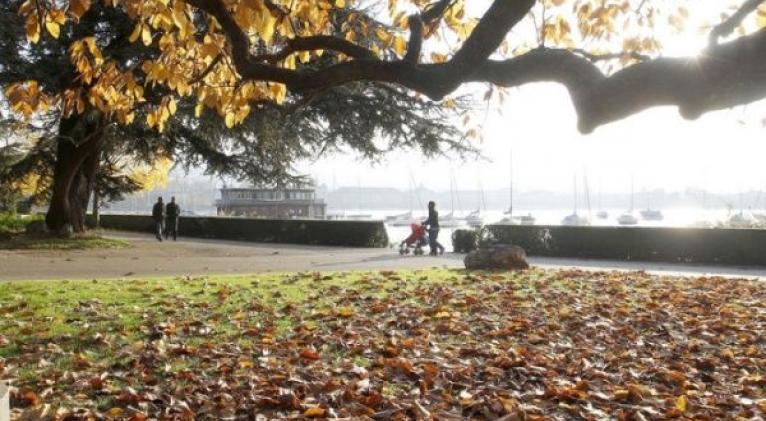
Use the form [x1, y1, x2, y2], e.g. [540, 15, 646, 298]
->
[471, 29, 766, 133]
[253, 36, 376, 64]
[709, 0, 766, 46]
[405, 0, 454, 63]
[186, 0, 766, 134]
[571, 49, 650, 62]
[189, 53, 223, 84]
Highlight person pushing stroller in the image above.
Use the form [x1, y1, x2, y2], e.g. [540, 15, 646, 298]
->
[423, 201, 445, 255]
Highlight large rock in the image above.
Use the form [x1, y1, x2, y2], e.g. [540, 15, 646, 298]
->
[24, 220, 47, 235]
[464, 245, 529, 270]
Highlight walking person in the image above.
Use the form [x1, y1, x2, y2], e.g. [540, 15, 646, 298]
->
[424, 201, 445, 255]
[165, 196, 180, 241]
[152, 197, 165, 241]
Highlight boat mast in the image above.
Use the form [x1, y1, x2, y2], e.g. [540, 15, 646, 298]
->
[573, 174, 578, 215]
[509, 148, 514, 217]
[583, 169, 592, 219]
[449, 165, 455, 215]
[630, 175, 635, 212]
[477, 168, 486, 213]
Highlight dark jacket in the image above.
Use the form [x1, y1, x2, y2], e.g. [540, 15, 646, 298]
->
[152, 202, 164, 221]
[425, 208, 439, 229]
[166, 202, 180, 219]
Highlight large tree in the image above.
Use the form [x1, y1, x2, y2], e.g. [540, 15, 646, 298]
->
[0, 0, 466, 232]
[7, 0, 764, 229]
[9, 0, 766, 134]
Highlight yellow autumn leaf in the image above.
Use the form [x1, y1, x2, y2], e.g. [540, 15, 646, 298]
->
[258, 11, 276, 43]
[26, 19, 40, 43]
[269, 83, 286, 104]
[104, 407, 124, 417]
[304, 407, 326, 417]
[675, 395, 687, 412]
[335, 0, 345, 7]
[393, 36, 406, 56]
[69, 0, 91, 20]
[142, 25, 152, 46]
[45, 21, 61, 39]
[224, 112, 235, 128]
[129, 23, 142, 43]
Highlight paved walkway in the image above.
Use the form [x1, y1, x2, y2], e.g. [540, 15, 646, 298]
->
[1, 231, 765, 281]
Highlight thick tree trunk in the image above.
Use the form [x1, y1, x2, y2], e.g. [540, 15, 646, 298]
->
[45, 110, 105, 234]
[92, 189, 100, 229]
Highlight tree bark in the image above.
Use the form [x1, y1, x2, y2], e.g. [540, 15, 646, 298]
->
[45, 110, 105, 234]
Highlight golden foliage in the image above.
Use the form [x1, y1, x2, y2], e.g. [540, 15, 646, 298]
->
[5, 0, 761, 129]
[128, 157, 173, 190]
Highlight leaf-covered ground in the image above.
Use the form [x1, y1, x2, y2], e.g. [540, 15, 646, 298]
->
[1, 269, 765, 420]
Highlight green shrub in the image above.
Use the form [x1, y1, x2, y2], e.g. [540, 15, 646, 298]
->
[452, 229, 479, 253]
[487, 224, 766, 265]
[89, 215, 389, 248]
[0, 213, 43, 234]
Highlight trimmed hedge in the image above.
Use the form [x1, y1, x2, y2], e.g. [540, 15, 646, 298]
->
[487, 224, 766, 265]
[88, 214, 389, 248]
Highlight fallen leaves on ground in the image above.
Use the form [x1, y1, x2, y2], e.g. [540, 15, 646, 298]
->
[1, 269, 765, 419]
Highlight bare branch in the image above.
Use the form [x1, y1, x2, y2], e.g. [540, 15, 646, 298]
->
[189, 53, 223, 85]
[253, 36, 376, 64]
[709, 0, 766, 46]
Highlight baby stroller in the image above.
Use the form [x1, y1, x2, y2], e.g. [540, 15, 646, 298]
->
[399, 223, 428, 255]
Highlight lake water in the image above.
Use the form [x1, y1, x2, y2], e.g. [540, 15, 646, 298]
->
[346, 208, 763, 251]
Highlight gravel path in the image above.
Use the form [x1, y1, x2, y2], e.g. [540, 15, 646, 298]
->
[1, 231, 765, 281]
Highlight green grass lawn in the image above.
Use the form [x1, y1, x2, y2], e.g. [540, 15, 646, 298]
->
[1, 269, 765, 419]
[0, 213, 129, 250]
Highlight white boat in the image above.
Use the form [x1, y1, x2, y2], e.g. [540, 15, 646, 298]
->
[562, 174, 590, 226]
[346, 213, 373, 221]
[724, 211, 754, 228]
[389, 211, 417, 226]
[640, 209, 664, 220]
[386, 211, 410, 222]
[327, 211, 374, 221]
[617, 213, 639, 225]
[690, 220, 713, 228]
[500, 149, 536, 227]
[595, 181, 607, 219]
[496, 216, 516, 225]
[465, 209, 484, 227]
[440, 171, 464, 228]
[440, 212, 463, 228]
[517, 213, 536, 225]
[562, 213, 590, 226]
[618, 177, 639, 226]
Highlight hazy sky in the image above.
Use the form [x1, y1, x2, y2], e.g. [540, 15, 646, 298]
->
[302, 83, 766, 194]
[299, 2, 766, 194]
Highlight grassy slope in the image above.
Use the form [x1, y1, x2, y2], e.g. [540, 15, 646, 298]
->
[1, 269, 765, 419]
[0, 213, 129, 250]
